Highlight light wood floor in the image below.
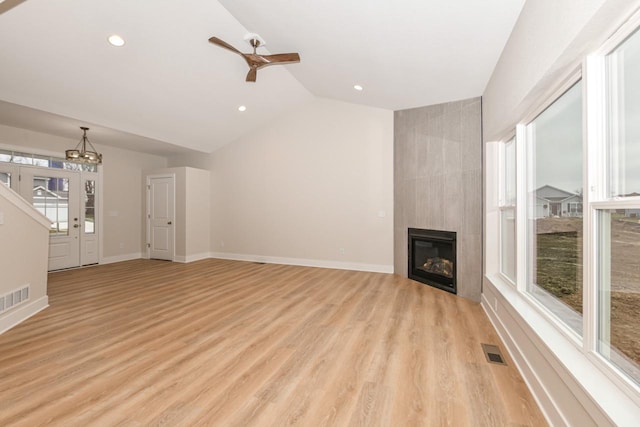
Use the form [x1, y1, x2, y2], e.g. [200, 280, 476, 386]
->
[0, 259, 546, 426]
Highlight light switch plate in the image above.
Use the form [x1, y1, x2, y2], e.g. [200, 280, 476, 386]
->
[0, 210, 4, 225]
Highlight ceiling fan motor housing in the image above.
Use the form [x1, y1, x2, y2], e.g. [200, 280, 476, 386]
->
[244, 33, 266, 48]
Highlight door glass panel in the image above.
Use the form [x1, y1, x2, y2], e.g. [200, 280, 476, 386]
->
[597, 209, 640, 384]
[0, 172, 10, 187]
[85, 179, 95, 234]
[34, 176, 70, 235]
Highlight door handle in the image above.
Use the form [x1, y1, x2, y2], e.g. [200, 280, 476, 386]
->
[73, 224, 80, 228]
[167, 221, 172, 225]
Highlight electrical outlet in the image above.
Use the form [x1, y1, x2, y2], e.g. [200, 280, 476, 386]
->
[338, 248, 345, 255]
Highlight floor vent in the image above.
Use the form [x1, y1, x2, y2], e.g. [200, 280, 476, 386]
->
[481, 343, 507, 366]
[0, 285, 30, 314]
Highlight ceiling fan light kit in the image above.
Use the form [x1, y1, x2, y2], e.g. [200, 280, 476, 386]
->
[208, 33, 300, 82]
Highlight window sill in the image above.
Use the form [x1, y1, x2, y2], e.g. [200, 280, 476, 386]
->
[483, 274, 640, 426]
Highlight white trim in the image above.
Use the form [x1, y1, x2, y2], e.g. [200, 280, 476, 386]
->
[594, 6, 640, 57]
[100, 252, 143, 265]
[521, 70, 583, 126]
[174, 252, 210, 263]
[0, 296, 48, 335]
[483, 276, 640, 426]
[591, 198, 640, 209]
[481, 292, 564, 427]
[98, 165, 105, 264]
[0, 182, 51, 229]
[209, 252, 394, 274]
[145, 173, 176, 262]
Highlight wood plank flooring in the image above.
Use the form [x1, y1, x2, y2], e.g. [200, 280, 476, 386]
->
[0, 259, 547, 426]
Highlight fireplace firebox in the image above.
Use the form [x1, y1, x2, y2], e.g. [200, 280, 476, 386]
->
[408, 228, 457, 294]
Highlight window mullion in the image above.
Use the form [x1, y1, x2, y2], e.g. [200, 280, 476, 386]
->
[515, 124, 528, 293]
[584, 54, 607, 354]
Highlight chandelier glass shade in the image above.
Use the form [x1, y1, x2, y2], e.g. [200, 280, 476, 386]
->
[65, 126, 102, 164]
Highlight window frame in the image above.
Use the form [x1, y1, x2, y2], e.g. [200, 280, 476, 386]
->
[497, 135, 517, 285]
[484, 7, 640, 415]
[583, 17, 640, 398]
[518, 71, 585, 346]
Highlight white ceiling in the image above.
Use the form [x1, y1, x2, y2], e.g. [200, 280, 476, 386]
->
[0, 0, 525, 156]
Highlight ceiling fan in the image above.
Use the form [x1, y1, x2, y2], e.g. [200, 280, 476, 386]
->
[208, 33, 300, 82]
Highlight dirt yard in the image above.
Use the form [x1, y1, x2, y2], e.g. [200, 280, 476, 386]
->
[536, 216, 639, 365]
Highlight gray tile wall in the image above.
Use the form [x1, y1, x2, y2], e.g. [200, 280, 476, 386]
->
[394, 97, 482, 301]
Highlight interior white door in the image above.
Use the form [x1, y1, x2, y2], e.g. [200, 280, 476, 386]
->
[19, 166, 81, 270]
[148, 175, 175, 261]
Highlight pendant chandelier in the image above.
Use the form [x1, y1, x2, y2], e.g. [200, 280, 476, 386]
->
[65, 126, 102, 164]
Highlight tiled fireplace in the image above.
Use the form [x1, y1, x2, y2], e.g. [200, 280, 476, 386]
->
[394, 97, 482, 301]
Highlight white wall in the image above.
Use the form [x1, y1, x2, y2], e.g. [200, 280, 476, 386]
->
[482, 1, 640, 425]
[483, 0, 640, 141]
[185, 167, 210, 259]
[0, 184, 50, 333]
[145, 166, 210, 262]
[0, 125, 168, 263]
[205, 98, 394, 272]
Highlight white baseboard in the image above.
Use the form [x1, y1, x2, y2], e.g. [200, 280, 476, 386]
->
[481, 293, 564, 426]
[0, 296, 48, 335]
[209, 252, 394, 274]
[481, 277, 639, 427]
[174, 252, 211, 263]
[100, 252, 143, 265]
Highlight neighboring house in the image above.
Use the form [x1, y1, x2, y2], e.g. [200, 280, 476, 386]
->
[617, 208, 640, 218]
[32, 183, 68, 232]
[535, 185, 582, 218]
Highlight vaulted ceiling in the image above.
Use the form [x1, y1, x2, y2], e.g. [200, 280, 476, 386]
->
[0, 0, 525, 156]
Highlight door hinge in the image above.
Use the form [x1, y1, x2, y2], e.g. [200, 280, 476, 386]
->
[147, 214, 150, 219]
[147, 243, 150, 248]
[147, 185, 151, 190]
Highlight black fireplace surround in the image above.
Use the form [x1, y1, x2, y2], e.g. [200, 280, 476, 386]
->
[408, 228, 457, 294]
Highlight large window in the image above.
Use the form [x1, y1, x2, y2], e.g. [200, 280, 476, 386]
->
[595, 27, 640, 384]
[525, 81, 584, 336]
[486, 10, 640, 415]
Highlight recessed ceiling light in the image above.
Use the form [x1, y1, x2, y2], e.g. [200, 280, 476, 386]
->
[238, 105, 247, 112]
[354, 85, 364, 91]
[108, 34, 125, 47]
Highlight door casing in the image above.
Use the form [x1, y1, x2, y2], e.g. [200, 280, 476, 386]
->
[146, 174, 175, 261]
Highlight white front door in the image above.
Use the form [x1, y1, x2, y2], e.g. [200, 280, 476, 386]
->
[19, 166, 81, 270]
[147, 175, 175, 261]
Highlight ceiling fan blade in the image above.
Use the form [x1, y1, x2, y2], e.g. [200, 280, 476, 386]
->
[208, 36, 243, 55]
[246, 67, 257, 82]
[260, 53, 300, 65]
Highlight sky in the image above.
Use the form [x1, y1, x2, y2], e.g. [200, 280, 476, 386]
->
[532, 29, 640, 198]
[533, 81, 583, 195]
